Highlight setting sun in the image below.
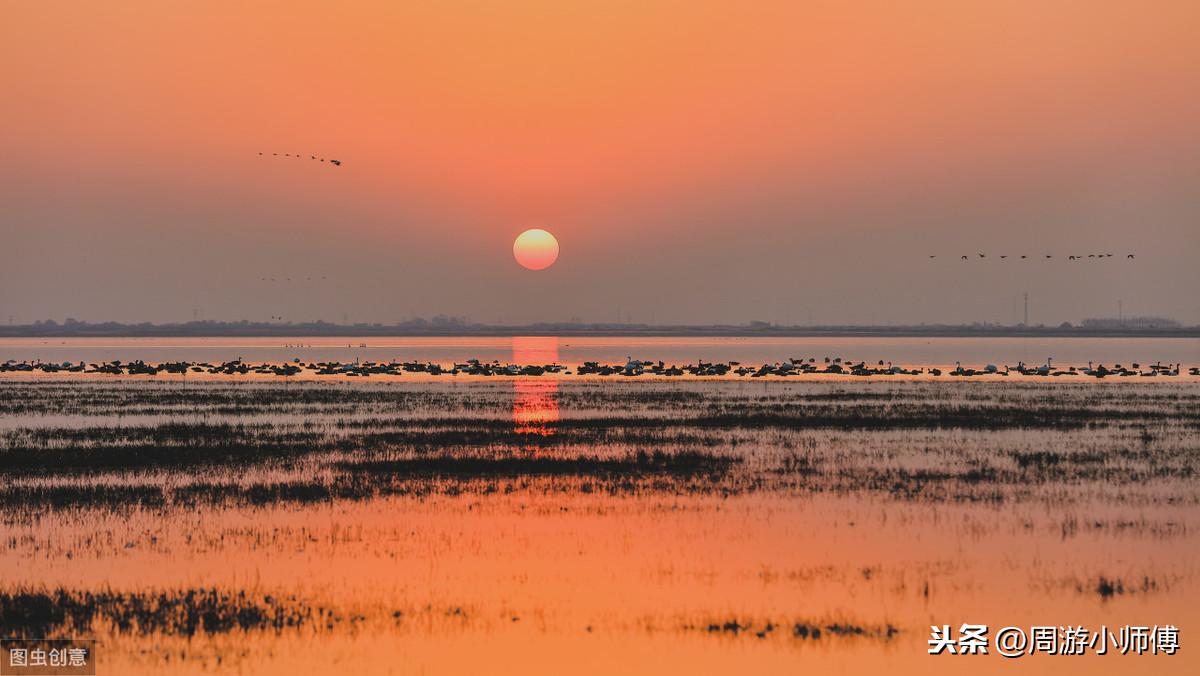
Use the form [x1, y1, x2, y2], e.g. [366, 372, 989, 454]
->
[513, 229, 559, 270]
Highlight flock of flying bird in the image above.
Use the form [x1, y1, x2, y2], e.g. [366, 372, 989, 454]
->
[935, 253, 1135, 260]
[254, 152, 1142, 267]
[259, 152, 341, 166]
[260, 276, 328, 282]
[2, 356, 1193, 379]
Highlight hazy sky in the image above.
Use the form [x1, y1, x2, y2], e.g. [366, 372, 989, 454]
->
[3, 1, 1198, 326]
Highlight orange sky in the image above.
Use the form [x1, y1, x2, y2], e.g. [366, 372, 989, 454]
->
[2, 1, 1198, 325]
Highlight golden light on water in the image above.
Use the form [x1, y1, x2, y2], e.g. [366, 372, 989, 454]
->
[512, 336, 559, 434]
[513, 229, 559, 270]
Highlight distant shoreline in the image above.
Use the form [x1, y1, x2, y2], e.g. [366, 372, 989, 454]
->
[1, 323, 1197, 339]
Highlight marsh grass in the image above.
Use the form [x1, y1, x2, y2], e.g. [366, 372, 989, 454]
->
[0, 379, 1197, 509]
[0, 588, 354, 637]
[682, 618, 901, 641]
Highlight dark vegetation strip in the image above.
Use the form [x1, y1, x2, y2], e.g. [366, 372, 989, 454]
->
[4, 445, 1196, 510]
[683, 618, 900, 640]
[335, 450, 737, 478]
[0, 589, 348, 637]
[0, 408, 1175, 453]
[547, 407, 1197, 430]
[0, 476, 729, 510]
[0, 485, 166, 509]
[0, 424, 732, 473]
[0, 588, 902, 640]
[2, 381, 1198, 417]
[0, 451, 741, 509]
[3, 401, 1196, 462]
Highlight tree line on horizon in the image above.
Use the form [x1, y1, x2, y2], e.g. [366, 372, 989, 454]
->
[0, 316, 1192, 336]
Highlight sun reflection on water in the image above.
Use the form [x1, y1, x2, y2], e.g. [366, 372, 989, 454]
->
[512, 336, 559, 435]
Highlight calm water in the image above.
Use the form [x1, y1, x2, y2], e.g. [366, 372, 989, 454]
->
[2, 335, 1197, 368]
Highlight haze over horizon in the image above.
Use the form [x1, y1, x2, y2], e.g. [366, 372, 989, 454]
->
[3, 1, 1198, 327]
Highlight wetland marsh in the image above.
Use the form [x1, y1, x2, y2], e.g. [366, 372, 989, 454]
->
[1, 338, 1197, 674]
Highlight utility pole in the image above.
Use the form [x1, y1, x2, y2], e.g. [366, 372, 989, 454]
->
[1023, 293, 1029, 326]
[1118, 299, 1123, 326]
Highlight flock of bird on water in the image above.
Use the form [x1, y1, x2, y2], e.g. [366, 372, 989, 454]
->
[2, 357, 1191, 378]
